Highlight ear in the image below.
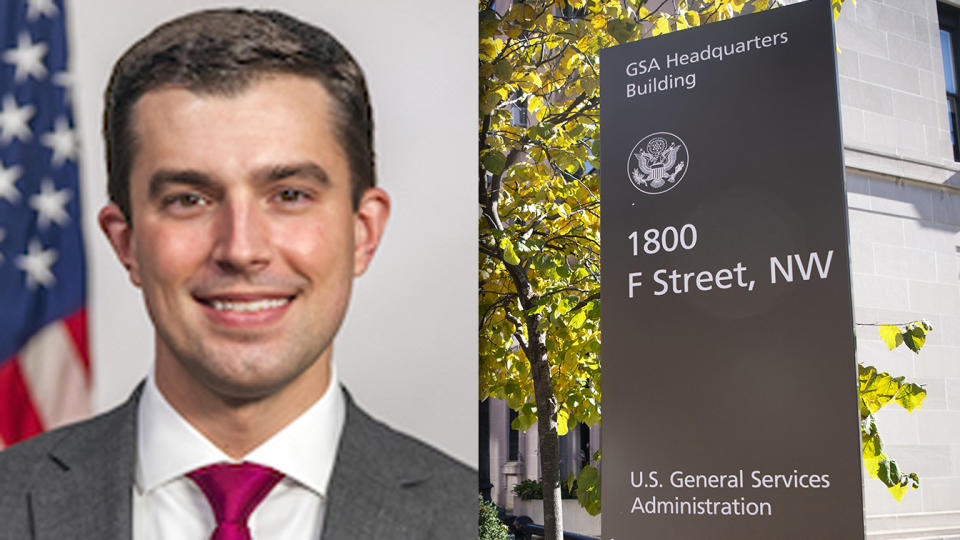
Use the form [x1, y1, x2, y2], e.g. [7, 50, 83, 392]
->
[352, 187, 390, 276]
[98, 203, 142, 287]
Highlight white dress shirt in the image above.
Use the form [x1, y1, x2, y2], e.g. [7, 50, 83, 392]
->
[132, 366, 346, 540]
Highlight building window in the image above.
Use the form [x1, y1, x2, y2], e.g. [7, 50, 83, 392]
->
[508, 408, 520, 460]
[579, 423, 591, 468]
[939, 2, 960, 160]
[510, 95, 528, 127]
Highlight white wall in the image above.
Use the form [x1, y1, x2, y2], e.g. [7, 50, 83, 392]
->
[67, 1, 476, 467]
[836, 1, 960, 536]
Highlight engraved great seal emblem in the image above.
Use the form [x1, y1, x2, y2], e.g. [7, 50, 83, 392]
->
[627, 132, 689, 194]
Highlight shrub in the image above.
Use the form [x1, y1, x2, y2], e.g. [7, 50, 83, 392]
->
[512, 478, 576, 500]
[479, 495, 509, 540]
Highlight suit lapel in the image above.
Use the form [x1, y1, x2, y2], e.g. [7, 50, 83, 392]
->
[321, 394, 430, 540]
[29, 387, 139, 539]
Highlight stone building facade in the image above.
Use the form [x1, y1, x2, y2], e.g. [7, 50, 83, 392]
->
[838, 0, 960, 537]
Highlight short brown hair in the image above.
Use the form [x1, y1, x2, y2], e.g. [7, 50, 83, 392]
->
[103, 8, 375, 219]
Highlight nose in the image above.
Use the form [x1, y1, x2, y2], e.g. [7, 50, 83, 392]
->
[211, 195, 271, 275]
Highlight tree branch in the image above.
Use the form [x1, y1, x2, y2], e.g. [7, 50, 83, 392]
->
[504, 310, 530, 352]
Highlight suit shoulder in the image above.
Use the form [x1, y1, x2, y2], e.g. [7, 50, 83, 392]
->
[0, 425, 64, 484]
[0, 395, 136, 488]
[338, 399, 476, 539]
[346, 401, 474, 482]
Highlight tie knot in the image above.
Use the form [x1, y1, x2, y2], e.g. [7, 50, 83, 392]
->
[188, 462, 284, 538]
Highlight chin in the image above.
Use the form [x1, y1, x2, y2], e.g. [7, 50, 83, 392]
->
[186, 346, 317, 401]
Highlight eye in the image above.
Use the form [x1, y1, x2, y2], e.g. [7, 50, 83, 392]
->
[163, 192, 208, 208]
[275, 188, 311, 203]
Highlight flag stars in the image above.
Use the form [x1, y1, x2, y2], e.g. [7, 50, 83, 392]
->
[16, 238, 57, 289]
[0, 160, 23, 203]
[26, 0, 59, 21]
[53, 71, 73, 103]
[0, 94, 35, 143]
[41, 117, 77, 166]
[29, 178, 71, 229]
[3, 32, 48, 82]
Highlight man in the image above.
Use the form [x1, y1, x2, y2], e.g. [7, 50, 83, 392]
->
[0, 9, 474, 539]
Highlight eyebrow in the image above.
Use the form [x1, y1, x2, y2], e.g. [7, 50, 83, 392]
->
[147, 169, 219, 200]
[146, 162, 330, 200]
[256, 162, 330, 186]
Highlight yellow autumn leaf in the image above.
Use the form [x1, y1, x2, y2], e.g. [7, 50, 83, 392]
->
[500, 237, 521, 265]
[590, 14, 605, 31]
[888, 482, 908, 502]
[861, 434, 882, 478]
[653, 15, 671, 36]
[562, 349, 579, 372]
[894, 383, 926, 413]
[878, 324, 903, 350]
[557, 408, 570, 436]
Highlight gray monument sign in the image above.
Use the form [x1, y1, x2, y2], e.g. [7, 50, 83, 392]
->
[599, 1, 865, 537]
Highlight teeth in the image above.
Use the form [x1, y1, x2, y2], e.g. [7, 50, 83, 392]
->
[210, 298, 290, 312]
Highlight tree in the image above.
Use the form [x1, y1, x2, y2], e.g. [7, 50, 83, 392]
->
[479, 1, 850, 538]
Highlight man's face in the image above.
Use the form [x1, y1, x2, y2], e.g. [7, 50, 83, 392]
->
[99, 75, 388, 401]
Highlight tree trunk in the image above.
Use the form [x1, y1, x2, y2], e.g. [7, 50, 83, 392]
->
[480, 138, 563, 538]
[530, 329, 562, 540]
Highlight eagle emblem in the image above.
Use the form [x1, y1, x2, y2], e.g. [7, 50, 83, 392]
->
[627, 132, 689, 194]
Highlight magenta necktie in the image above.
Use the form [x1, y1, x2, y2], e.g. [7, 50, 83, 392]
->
[188, 462, 284, 540]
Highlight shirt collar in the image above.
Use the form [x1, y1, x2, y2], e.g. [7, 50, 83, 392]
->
[136, 363, 345, 498]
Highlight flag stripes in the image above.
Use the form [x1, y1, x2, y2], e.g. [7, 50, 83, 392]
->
[0, 0, 89, 449]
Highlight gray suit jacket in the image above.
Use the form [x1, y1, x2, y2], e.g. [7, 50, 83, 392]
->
[0, 386, 475, 539]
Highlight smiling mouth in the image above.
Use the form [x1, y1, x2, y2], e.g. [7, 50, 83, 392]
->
[195, 296, 294, 313]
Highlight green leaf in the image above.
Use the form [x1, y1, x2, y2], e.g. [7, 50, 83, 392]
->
[527, 303, 548, 315]
[481, 150, 507, 175]
[505, 380, 524, 409]
[500, 237, 521, 265]
[479, 9, 500, 39]
[528, 123, 555, 141]
[889, 459, 900, 481]
[576, 465, 601, 515]
[494, 60, 513, 81]
[878, 325, 903, 351]
[580, 76, 598, 95]
[876, 459, 890, 485]
[511, 402, 537, 431]
[903, 324, 926, 353]
[480, 91, 501, 116]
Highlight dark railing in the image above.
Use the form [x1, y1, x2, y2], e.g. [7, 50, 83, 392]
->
[508, 515, 598, 540]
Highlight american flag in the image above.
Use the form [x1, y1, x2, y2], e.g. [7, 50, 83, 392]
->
[0, 0, 89, 449]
